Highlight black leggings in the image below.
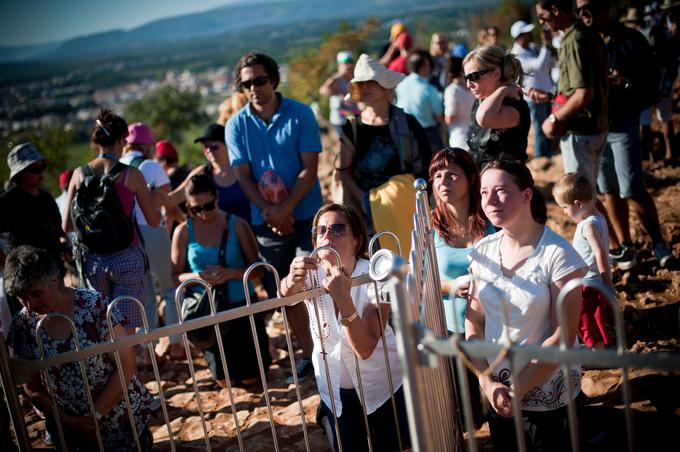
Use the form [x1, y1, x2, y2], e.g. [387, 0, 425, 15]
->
[488, 405, 571, 452]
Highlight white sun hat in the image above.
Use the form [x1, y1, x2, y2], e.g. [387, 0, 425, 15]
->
[346, 53, 406, 102]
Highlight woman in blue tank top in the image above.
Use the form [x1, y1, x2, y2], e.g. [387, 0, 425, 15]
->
[430, 148, 493, 335]
[171, 174, 270, 387]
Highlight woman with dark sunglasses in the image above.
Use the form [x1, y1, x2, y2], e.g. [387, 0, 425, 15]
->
[463, 45, 531, 166]
[170, 174, 270, 387]
[281, 203, 410, 452]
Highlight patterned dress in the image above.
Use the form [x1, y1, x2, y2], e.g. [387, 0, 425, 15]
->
[9, 288, 152, 451]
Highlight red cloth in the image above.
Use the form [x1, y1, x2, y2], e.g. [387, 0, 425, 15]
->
[388, 55, 408, 75]
[578, 285, 615, 348]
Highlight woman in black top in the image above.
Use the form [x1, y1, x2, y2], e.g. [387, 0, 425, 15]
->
[463, 45, 530, 166]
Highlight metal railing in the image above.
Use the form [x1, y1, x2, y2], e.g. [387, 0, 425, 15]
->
[2, 179, 680, 452]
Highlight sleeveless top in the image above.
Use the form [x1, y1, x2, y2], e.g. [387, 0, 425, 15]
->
[186, 214, 254, 303]
[572, 214, 609, 283]
[113, 168, 139, 245]
[204, 164, 251, 223]
[466, 96, 530, 166]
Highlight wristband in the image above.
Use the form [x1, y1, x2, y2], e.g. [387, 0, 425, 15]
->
[340, 310, 360, 327]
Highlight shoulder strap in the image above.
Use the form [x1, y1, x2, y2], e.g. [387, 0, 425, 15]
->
[217, 214, 230, 267]
[80, 164, 94, 179]
[102, 162, 127, 183]
[129, 156, 146, 169]
[388, 105, 416, 173]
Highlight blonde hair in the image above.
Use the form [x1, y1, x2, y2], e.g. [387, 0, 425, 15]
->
[553, 172, 594, 204]
[463, 45, 524, 86]
[217, 92, 249, 125]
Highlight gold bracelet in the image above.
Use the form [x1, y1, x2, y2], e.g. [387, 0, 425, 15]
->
[340, 310, 360, 327]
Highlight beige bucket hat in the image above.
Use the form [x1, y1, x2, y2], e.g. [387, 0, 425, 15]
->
[346, 53, 406, 102]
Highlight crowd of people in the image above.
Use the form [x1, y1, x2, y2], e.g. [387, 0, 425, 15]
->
[1, 0, 678, 450]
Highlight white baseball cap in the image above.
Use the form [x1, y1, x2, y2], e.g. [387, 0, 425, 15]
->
[510, 20, 535, 39]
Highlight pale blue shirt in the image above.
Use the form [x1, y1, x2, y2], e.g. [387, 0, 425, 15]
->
[226, 93, 323, 225]
[396, 73, 443, 129]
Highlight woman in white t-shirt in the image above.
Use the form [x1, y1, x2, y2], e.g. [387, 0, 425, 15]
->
[281, 203, 409, 452]
[466, 158, 586, 451]
[443, 57, 475, 150]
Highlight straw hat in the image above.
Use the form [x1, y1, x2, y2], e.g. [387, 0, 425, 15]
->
[622, 7, 643, 25]
[346, 54, 406, 102]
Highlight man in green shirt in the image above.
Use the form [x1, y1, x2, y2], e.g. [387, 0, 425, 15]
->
[535, 0, 637, 270]
[535, 0, 609, 186]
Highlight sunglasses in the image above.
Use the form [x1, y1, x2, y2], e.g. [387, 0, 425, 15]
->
[201, 142, 222, 151]
[312, 223, 348, 237]
[464, 68, 492, 83]
[188, 199, 216, 215]
[25, 162, 48, 174]
[240, 76, 270, 90]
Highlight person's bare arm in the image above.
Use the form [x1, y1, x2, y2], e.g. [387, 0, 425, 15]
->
[167, 166, 205, 206]
[62, 167, 83, 233]
[338, 139, 366, 206]
[475, 84, 522, 129]
[583, 221, 614, 288]
[319, 76, 341, 97]
[542, 87, 592, 139]
[171, 222, 202, 285]
[94, 323, 137, 415]
[206, 217, 264, 283]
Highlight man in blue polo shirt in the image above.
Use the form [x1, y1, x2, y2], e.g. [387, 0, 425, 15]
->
[396, 50, 445, 153]
[226, 52, 321, 382]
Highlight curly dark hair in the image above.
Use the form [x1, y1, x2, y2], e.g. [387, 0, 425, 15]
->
[234, 52, 280, 91]
[3, 246, 61, 299]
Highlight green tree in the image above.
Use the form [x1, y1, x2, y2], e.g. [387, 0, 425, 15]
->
[125, 85, 208, 144]
[1, 125, 76, 195]
[287, 18, 380, 108]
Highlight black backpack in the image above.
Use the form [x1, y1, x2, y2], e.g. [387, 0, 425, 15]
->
[71, 162, 135, 253]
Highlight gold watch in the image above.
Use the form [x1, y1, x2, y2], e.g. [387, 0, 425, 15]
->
[340, 310, 360, 326]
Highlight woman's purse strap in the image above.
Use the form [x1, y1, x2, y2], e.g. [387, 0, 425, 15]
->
[218, 214, 229, 268]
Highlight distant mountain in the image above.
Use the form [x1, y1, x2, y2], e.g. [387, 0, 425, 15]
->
[0, 0, 482, 62]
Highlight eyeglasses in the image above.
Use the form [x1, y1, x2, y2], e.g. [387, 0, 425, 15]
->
[312, 223, 348, 237]
[188, 199, 217, 215]
[25, 162, 48, 174]
[240, 76, 270, 90]
[464, 68, 492, 83]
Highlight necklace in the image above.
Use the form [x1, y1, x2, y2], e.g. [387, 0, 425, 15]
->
[98, 153, 118, 160]
[305, 269, 330, 355]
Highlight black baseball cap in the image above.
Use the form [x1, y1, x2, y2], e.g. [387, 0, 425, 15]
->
[194, 123, 226, 144]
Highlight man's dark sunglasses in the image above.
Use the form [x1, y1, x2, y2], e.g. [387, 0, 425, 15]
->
[189, 199, 217, 215]
[574, 5, 592, 18]
[241, 76, 270, 90]
[464, 68, 492, 83]
[312, 223, 348, 237]
[25, 162, 48, 174]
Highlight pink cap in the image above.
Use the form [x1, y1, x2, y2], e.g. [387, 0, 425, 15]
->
[126, 123, 155, 145]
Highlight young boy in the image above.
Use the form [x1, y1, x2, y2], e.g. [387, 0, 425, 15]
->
[554, 173, 615, 349]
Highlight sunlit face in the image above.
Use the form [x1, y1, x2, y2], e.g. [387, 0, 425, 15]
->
[314, 211, 358, 267]
[535, 4, 558, 32]
[18, 279, 58, 315]
[554, 194, 585, 222]
[201, 141, 227, 163]
[463, 60, 499, 100]
[480, 168, 532, 228]
[575, 0, 593, 27]
[357, 81, 389, 105]
[240, 64, 275, 107]
[433, 162, 470, 206]
[187, 192, 218, 221]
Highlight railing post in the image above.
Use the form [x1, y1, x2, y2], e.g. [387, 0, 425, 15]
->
[0, 335, 30, 451]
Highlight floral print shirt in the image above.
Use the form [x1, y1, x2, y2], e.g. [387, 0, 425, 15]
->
[9, 288, 151, 451]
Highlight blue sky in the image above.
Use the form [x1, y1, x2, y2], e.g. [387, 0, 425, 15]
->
[0, 0, 243, 46]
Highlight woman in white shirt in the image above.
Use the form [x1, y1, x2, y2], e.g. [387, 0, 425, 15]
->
[466, 158, 586, 451]
[281, 203, 409, 452]
[443, 57, 475, 150]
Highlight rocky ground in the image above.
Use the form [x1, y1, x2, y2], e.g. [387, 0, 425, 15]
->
[22, 111, 680, 452]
